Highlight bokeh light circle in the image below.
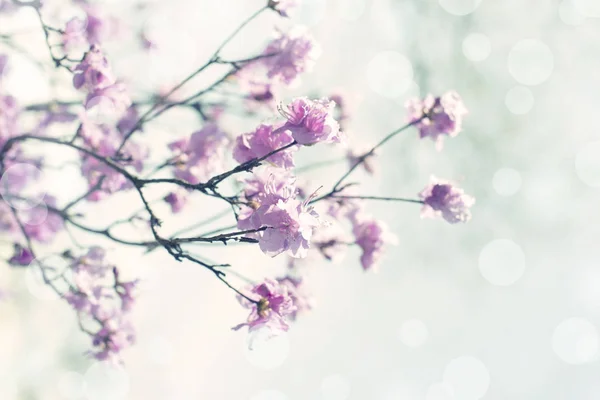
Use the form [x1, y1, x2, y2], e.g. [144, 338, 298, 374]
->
[575, 141, 600, 187]
[336, 0, 366, 21]
[573, 0, 600, 17]
[508, 39, 554, 86]
[439, 0, 482, 16]
[398, 319, 429, 348]
[493, 168, 522, 196]
[366, 51, 413, 99]
[321, 373, 351, 400]
[505, 86, 534, 114]
[58, 371, 85, 399]
[442, 356, 490, 400]
[426, 382, 455, 400]
[462, 33, 491, 62]
[553, 317, 599, 364]
[559, 0, 586, 25]
[479, 239, 526, 286]
[84, 362, 129, 400]
[0, 163, 45, 211]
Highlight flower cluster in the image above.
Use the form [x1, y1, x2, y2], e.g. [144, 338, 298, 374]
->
[73, 46, 131, 114]
[0, 0, 478, 364]
[233, 279, 297, 337]
[406, 91, 468, 150]
[169, 123, 230, 184]
[64, 247, 137, 362]
[419, 177, 475, 224]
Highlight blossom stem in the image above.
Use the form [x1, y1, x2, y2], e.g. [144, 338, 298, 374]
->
[116, 6, 269, 153]
[330, 195, 424, 204]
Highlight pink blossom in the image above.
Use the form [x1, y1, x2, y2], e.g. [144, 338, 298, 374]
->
[73, 46, 116, 92]
[81, 156, 132, 201]
[418, 177, 475, 224]
[8, 244, 34, 266]
[169, 124, 230, 184]
[164, 189, 188, 213]
[275, 276, 312, 320]
[406, 91, 468, 150]
[233, 124, 297, 169]
[350, 211, 396, 271]
[62, 17, 88, 52]
[0, 95, 19, 147]
[233, 279, 296, 338]
[85, 82, 131, 115]
[280, 97, 342, 145]
[23, 197, 63, 243]
[245, 194, 320, 258]
[66, 247, 137, 362]
[263, 29, 320, 85]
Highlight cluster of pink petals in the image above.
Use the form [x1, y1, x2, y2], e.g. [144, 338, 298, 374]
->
[263, 29, 320, 85]
[233, 279, 296, 338]
[406, 91, 468, 150]
[351, 212, 396, 271]
[63, 247, 137, 362]
[73, 46, 131, 114]
[233, 124, 297, 169]
[164, 189, 188, 213]
[22, 196, 63, 243]
[275, 276, 312, 320]
[238, 170, 320, 258]
[280, 97, 343, 145]
[8, 244, 34, 266]
[169, 124, 230, 184]
[418, 177, 475, 224]
[0, 94, 19, 147]
[63, 4, 112, 51]
[78, 118, 146, 201]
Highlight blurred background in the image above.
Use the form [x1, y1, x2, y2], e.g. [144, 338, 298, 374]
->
[1, 0, 600, 399]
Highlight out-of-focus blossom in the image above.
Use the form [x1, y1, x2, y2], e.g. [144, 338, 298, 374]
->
[275, 276, 312, 320]
[233, 124, 297, 169]
[81, 155, 132, 201]
[0, 54, 9, 78]
[280, 97, 342, 145]
[86, 82, 131, 115]
[8, 244, 34, 266]
[263, 29, 320, 85]
[73, 46, 116, 92]
[169, 124, 230, 184]
[164, 189, 188, 213]
[0, 202, 16, 234]
[116, 106, 140, 135]
[62, 17, 88, 52]
[73, 46, 131, 115]
[268, 0, 300, 17]
[0, 95, 19, 147]
[139, 30, 157, 50]
[350, 210, 396, 271]
[64, 247, 137, 362]
[23, 197, 63, 243]
[418, 177, 475, 224]
[406, 91, 467, 150]
[233, 279, 297, 338]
